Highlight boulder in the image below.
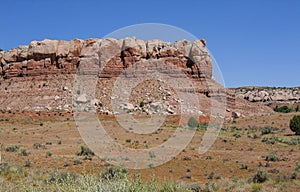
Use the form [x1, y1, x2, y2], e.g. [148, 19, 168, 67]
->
[120, 103, 134, 111]
[80, 38, 101, 57]
[28, 39, 58, 56]
[77, 94, 88, 103]
[174, 39, 192, 57]
[3, 48, 18, 63]
[232, 111, 241, 118]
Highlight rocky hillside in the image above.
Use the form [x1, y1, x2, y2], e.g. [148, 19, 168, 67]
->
[0, 38, 273, 117]
[234, 86, 300, 109]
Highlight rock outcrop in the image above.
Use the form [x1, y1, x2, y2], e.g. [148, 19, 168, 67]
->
[234, 87, 300, 108]
[0, 37, 212, 80]
[0, 37, 239, 116]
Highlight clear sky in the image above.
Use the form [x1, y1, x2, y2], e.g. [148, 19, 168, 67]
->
[1, 0, 299, 88]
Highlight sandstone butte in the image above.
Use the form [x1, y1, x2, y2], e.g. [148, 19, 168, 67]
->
[0, 37, 273, 116]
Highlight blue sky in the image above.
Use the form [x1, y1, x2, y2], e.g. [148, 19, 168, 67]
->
[1, 0, 299, 88]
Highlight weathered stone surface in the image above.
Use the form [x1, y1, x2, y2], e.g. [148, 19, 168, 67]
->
[122, 37, 146, 66]
[80, 38, 101, 57]
[3, 48, 18, 63]
[234, 87, 300, 110]
[189, 40, 212, 79]
[2, 38, 214, 80]
[174, 39, 192, 57]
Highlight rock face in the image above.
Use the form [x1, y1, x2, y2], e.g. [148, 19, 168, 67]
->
[234, 87, 300, 108]
[0, 37, 212, 80]
[0, 37, 241, 116]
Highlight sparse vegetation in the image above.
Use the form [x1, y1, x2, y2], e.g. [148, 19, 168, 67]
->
[261, 127, 271, 135]
[139, 101, 145, 107]
[46, 141, 52, 145]
[33, 142, 43, 149]
[296, 105, 299, 112]
[21, 149, 28, 156]
[265, 153, 278, 162]
[274, 105, 292, 113]
[46, 151, 52, 158]
[188, 117, 199, 128]
[76, 146, 95, 156]
[148, 151, 156, 158]
[24, 159, 31, 167]
[182, 156, 192, 161]
[5, 145, 19, 152]
[290, 115, 300, 135]
[252, 170, 268, 183]
[73, 159, 82, 165]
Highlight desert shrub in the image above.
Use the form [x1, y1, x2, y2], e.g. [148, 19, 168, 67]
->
[139, 101, 145, 107]
[233, 133, 241, 138]
[261, 127, 271, 135]
[101, 167, 128, 180]
[252, 170, 268, 183]
[73, 159, 82, 165]
[240, 164, 248, 170]
[290, 172, 297, 180]
[190, 183, 202, 192]
[5, 145, 19, 152]
[265, 153, 278, 162]
[21, 149, 28, 156]
[290, 115, 300, 135]
[261, 137, 275, 145]
[198, 122, 208, 130]
[275, 137, 300, 145]
[76, 146, 94, 156]
[46, 151, 52, 158]
[252, 184, 262, 192]
[25, 160, 31, 167]
[0, 163, 27, 180]
[274, 105, 292, 113]
[57, 140, 62, 145]
[33, 142, 42, 149]
[48, 171, 79, 183]
[182, 156, 192, 161]
[188, 117, 199, 129]
[148, 151, 156, 158]
[64, 161, 70, 167]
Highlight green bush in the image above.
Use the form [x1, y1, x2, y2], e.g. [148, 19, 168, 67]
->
[253, 170, 268, 183]
[265, 153, 278, 162]
[274, 105, 292, 113]
[76, 146, 94, 156]
[261, 127, 271, 135]
[290, 115, 300, 135]
[46, 151, 52, 158]
[139, 101, 145, 107]
[21, 149, 28, 156]
[5, 145, 19, 152]
[188, 117, 199, 129]
[33, 142, 42, 149]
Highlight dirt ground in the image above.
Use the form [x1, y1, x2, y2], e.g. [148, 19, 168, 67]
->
[0, 111, 300, 190]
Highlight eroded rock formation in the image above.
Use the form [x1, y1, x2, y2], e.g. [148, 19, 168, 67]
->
[0, 37, 239, 116]
[0, 37, 212, 80]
